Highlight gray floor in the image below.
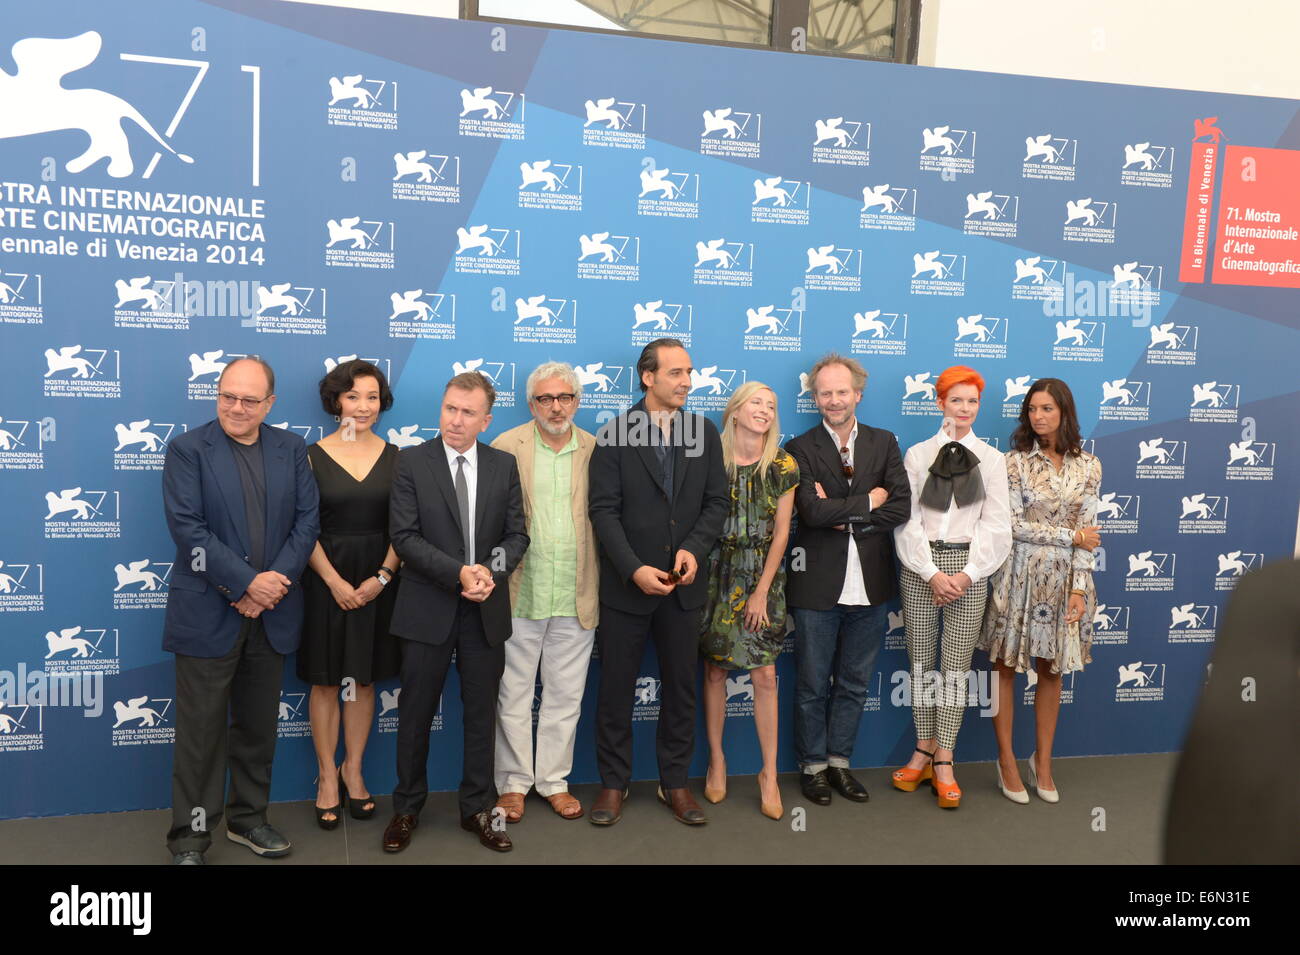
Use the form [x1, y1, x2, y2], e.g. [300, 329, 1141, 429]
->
[0, 753, 1176, 865]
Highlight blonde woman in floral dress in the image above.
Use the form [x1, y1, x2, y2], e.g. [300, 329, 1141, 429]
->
[979, 378, 1101, 804]
[699, 382, 799, 820]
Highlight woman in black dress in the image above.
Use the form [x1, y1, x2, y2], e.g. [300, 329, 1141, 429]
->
[298, 360, 401, 828]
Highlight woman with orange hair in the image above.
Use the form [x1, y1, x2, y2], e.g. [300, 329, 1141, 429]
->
[891, 365, 1011, 808]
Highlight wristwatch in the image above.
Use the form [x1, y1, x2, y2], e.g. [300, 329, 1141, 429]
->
[376, 567, 392, 586]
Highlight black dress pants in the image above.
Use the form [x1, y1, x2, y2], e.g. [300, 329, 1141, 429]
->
[594, 598, 702, 790]
[393, 599, 505, 819]
[167, 618, 284, 854]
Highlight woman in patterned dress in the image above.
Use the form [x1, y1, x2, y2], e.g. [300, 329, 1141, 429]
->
[698, 381, 799, 820]
[979, 378, 1101, 804]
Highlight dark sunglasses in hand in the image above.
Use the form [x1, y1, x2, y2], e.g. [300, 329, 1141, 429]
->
[665, 563, 688, 584]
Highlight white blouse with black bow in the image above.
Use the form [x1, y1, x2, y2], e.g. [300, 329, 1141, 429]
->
[894, 427, 1012, 584]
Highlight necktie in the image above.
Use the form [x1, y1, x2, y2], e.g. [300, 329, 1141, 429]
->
[455, 455, 473, 564]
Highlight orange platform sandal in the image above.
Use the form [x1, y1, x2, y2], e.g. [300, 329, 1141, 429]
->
[929, 759, 962, 809]
[891, 747, 935, 792]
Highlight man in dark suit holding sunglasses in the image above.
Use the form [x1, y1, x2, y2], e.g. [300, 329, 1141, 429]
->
[784, 354, 910, 806]
[587, 338, 728, 827]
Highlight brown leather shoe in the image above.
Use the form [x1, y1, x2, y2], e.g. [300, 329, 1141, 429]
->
[657, 786, 707, 825]
[383, 813, 417, 853]
[589, 787, 626, 826]
[460, 809, 513, 852]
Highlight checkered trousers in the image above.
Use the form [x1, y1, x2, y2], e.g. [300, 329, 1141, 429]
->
[898, 544, 988, 750]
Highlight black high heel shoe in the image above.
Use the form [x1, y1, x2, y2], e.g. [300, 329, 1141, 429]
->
[314, 775, 341, 831]
[339, 768, 375, 820]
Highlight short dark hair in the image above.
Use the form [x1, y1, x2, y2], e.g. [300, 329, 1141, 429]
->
[1011, 378, 1083, 456]
[445, 370, 496, 410]
[318, 359, 394, 416]
[218, 355, 275, 396]
[636, 337, 686, 392]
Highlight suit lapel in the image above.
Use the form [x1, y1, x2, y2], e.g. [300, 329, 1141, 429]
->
[851, 425, 872, 488]
[473, 442, 494, 545]
[813, 425, 850, 494]
[427, 437, 464, 537]
[205, 422, 252, 558]
[571, 428, 591, 526]
[628, 401, 667, 495]
[513, 427, 536, 514]
[671, 420, 688, 501]
[635, 441, 662, 494]
[261, 425, 288, 554]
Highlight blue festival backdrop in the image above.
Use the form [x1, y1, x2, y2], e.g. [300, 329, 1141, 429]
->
[1, 0, 1298, 819]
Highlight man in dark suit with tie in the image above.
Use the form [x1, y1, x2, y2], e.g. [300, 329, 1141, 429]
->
[784, 353, 910, 806]
[383, 371, 529, 853]
[161, 356, 320, 864]
[587, 338, 728, 826]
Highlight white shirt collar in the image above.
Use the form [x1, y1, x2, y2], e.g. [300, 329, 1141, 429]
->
[822, 418, 858, 448]
[934, 425, 980, 449]
[444, 438, 478, 469]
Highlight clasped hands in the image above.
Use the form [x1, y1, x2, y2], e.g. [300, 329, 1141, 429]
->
[813, 481, 888, 531]
[632, 549, 698, 596]
[928, 570, 971, 607]
[327, 573, 385, 612]
[231, 570, 293, 618]
[459, 563, 496, 603]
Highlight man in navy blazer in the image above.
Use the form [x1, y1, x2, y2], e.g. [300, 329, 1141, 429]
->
[160, 357, 319, 864]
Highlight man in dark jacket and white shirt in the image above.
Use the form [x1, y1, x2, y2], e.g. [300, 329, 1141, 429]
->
[784, 353, 910, 806]
[383, 371, 529, 853]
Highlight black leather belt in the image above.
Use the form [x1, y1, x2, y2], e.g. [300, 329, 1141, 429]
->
[930, 540, 970, 551]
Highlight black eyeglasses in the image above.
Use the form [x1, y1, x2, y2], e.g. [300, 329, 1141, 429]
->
[217, 392, 269, 410]
[533, 393, 576, 408]
[839, 445, 854, 479]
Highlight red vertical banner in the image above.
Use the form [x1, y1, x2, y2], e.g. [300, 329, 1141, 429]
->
[1179, 139, 1220, 283]
[1212, 145, 1300, 288]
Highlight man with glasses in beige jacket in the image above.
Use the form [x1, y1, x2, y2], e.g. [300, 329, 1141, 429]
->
[490, 361, 599, 822]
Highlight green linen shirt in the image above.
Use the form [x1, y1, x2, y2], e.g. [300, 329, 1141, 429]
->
[514, 426, 579, 619]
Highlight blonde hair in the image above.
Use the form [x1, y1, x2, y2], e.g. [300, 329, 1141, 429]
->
[807, 352, 867, 393]
[720, 381, 781, 482]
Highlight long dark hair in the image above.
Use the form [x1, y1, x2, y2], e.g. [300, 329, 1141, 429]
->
[1010, 378, 1083, 455]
